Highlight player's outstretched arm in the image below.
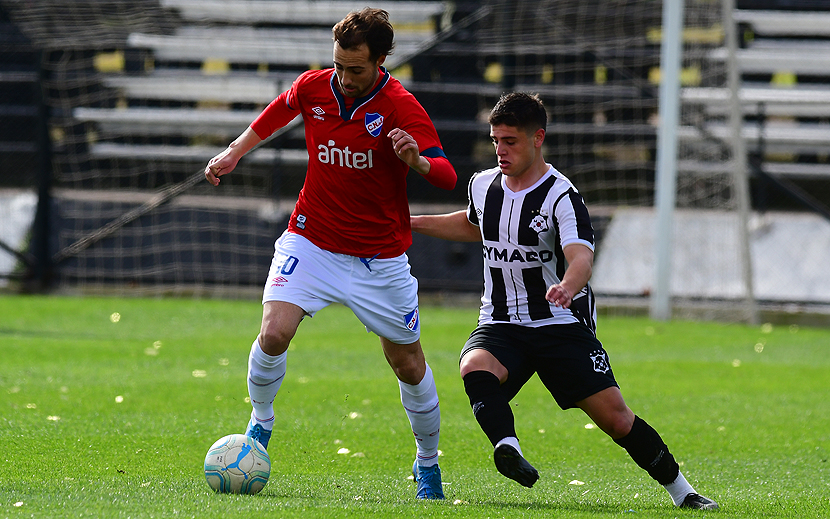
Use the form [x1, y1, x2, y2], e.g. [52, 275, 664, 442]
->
[205, 127, 263, 186]
[546, 243, 593, 308]
[411, 210, 481, 242]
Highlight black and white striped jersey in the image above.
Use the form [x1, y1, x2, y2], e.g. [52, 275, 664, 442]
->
[466, 165, 597, 332]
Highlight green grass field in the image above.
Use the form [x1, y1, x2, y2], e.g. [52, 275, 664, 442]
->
[1, 294, 828, 518]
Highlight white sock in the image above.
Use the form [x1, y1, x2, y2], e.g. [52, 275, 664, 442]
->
[247, 338, 286, 430]
[495, 437, 523, 457]
[398, 363, 441, 467]
[664, 471, 696, 506]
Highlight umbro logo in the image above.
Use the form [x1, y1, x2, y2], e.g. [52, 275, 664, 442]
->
[270, 276, 289, 287]
[312, 106, 325, 121]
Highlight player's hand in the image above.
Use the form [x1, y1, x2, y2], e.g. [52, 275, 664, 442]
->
[387, 127, 422, 170]
[205, 148, 240, 186]
[546, 284, 573, 308]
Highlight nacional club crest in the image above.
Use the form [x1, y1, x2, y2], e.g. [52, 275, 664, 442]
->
[365, 112, 384, 137]
[404, 307, 420, 332]
[589, 350, 610, 374]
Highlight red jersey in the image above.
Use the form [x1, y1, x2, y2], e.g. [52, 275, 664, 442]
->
[251, 67, 455, 258]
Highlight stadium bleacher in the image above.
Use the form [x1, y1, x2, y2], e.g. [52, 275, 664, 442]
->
[680, 8, 830, 189]
[0, 4, 40, 185]
[2, 0, 829, 300]
[68, 1, 455, 198]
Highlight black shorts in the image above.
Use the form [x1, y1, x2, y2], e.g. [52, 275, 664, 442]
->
[460, 322, 619, 409]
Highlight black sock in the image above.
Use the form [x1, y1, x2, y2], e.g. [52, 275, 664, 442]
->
[613, 415, 680, 485]
[463, 370, 516, 447]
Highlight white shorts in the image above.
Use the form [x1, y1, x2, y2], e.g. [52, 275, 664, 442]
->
[262, 231, 421, 344]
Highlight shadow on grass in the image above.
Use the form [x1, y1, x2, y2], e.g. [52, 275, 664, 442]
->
[475, 499, 658, 514]
[256, 488, 664, 516]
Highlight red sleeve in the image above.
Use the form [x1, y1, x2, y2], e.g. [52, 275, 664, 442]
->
[250, 89, 299, 140]
[423, 156, 457, 190]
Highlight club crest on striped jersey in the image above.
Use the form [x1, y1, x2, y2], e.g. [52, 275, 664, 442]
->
[365, 112, 384, 137]
[404, 307, 419, 332]
[529, 210, 549, 234]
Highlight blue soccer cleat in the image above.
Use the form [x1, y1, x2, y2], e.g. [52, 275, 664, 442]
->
[245, 419, 272, 449]
[412, 462, 444, 500]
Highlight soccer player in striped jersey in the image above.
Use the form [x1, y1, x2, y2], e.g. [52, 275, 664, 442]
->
[411, 92, 718, 510]
[204, 8, 456, 500]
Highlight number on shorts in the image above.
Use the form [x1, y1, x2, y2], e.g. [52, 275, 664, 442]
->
[280, 256, 299, 275]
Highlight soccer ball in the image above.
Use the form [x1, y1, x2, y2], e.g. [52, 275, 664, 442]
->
[204, 434, 270, 494]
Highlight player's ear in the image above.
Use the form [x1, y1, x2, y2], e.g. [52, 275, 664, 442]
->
[534, 128, 545, 148]
[376, 54, 386, 67]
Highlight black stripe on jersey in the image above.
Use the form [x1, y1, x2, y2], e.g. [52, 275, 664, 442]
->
[551, 188, 595, 280]
[489, 266, 510, 321]
[482, 174, 504, 241]
[551, 188, 595, 245]
[467, 173, 479, 226]
[551, 210, 567, 281]
[570, 285, 597, 334]
[522, 266, 554, 320]
[570, 190, 595, 244]
[517, 175, 557, 246]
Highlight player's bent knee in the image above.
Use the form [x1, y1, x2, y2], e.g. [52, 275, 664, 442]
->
[386, 353, 425, 385]
[258, 327, 294, 356]
[597, 411, 635, 439]
[459, 349, 507, 382]
[381, 338, 426, 385]
[390, 359, 425, 385]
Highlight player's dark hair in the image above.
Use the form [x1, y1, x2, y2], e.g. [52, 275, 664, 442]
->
[332, 8, 395, 62]
[488, 92, 547, 134]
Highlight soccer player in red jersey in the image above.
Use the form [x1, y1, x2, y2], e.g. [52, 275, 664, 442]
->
[204, 8, 455, 500]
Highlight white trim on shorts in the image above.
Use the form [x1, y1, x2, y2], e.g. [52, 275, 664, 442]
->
[262, 231, 421, 344]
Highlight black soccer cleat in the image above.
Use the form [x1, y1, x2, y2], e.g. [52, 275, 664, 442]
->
[680, 493, 720, 510]
[493, 444, 539, 488]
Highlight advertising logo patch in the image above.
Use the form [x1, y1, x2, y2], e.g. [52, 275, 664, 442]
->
[404, 307, 420, 332]
[365, 112, 384, 137]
